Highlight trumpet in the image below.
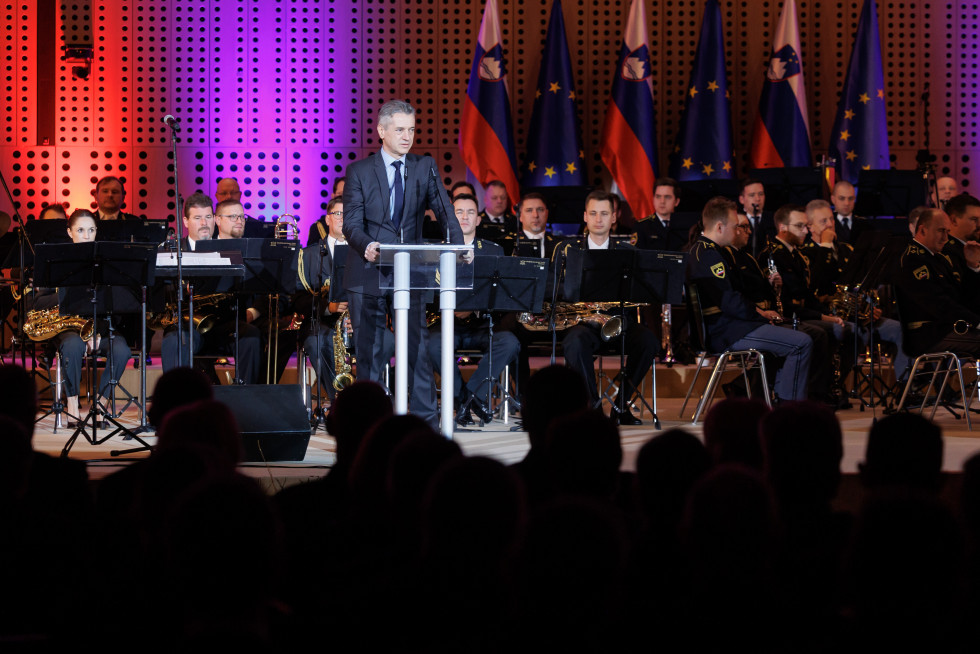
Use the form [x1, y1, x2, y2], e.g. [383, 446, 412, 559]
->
[274, 212, 300, 240]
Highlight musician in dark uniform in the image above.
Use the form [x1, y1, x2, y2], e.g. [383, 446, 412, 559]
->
[739, 178, 776, 259]
[425, 194, 521, 426]
[501, 193, 561, 258]
[687, 197, 812, 402]
[549, 190, 658, 425]
[728, 212, 836, 404]
[159, 192, 262, 383]
[92, 176, 139, 221]
[307, 178, 347, 246]
[898, 208, 980, 357]
[635, 177, 686, 252]
[941, 193, 980, 306]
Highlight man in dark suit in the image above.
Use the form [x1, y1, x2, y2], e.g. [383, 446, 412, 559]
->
[831, 180, 869, 245]
[92, 176, 139, 221]
[739, 178, 775, 259]
[635, 177, 686, 252]
[342, 99, 463, 424]
[552, 190, 659, 425]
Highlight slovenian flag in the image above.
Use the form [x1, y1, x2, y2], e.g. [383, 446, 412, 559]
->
[459, 0, 520, 206]
[600, 0, 658, 219]
[748, 0, 812, 168]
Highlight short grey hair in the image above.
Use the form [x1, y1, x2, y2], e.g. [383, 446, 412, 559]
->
[378, 100, 416, 126]
[805, 199, 832, 218]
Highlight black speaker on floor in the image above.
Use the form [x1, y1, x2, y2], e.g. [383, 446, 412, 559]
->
[212, 385, 311, 462]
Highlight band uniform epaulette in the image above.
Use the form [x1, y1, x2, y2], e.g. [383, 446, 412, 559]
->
[635, 214, 655, 223]
[901, 241, 926, 265]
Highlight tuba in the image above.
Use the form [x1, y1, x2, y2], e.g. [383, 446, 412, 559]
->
[23, 307, 95, 342]
[332, 310, 355, 390]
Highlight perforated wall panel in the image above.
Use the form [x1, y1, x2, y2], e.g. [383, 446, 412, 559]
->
[0, 0, 978, 235]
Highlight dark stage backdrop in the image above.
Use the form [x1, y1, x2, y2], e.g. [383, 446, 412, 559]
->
[0, 0, 974, 239]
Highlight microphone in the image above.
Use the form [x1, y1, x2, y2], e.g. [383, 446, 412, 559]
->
[430, 167, 452, 244]
[163, 114, 180, 131]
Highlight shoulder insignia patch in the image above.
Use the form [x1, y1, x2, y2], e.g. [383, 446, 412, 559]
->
[710, 262, 726, 279]
[913, 265, 929, 280]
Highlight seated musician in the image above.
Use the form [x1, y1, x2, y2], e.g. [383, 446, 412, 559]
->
[295, 196, 354, 401]
[803, 199, 908, 382]
[501, 193, 560, 258]
[32, 210, 131, 423]
[898, 208, 980, 358]
[425, 193, 521, 426]
[551, 190, 659, 425]
[687, 197, 813, 402]
[307, 177, 347, 246]
[160, 193, 262, 383]
[727, 212, 837, 407]
[941, 193, 980, 308]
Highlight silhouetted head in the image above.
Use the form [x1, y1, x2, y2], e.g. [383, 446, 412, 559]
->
[761, 401, 843, 508]
[703, 398, 771, 469]
[327, 381, 393, 465]
[636, 428, 711, 527]
[148, 367, 213, 428]
[348, 413, 434, 515]
[156, 399, 242, 471]
[0, 364, 38, 438]
[860, 413, 943, 491]
[521, 365, 590, 449]
[387, 430, 463, 527]
[545, 409, 623, 500]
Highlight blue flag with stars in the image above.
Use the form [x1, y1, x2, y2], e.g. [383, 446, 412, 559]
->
[829, 0, 889, 184]
[668, 0, 734, 181]
[521, 0, 584, 186]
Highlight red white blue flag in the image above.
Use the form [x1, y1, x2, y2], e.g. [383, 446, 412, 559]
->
[749, 0, 812, 168]
[459, 0, 520, 205]
[600, 0, 658, 219]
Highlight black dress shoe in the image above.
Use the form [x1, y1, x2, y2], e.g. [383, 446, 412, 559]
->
[455, 409, 475, 428]
[469, 397, 494, 424]
[612, 407, 642, 426]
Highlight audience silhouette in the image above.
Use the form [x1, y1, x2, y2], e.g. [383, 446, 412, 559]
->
[2, 362, 978, 651]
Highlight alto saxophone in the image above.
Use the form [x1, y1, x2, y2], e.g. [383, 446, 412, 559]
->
[332, 310, 355, 390]
[23, 307, 95, 342]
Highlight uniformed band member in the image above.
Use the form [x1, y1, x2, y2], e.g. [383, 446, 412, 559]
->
[687, 197, 813, 401]
[941, 193, 980, 308]
[898, 208, 980, 357]
[635, 177, 686, 252]
[551, 189, 659, 424]
[727, 212, 837, 405]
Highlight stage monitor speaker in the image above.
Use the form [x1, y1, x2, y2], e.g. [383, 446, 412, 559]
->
[213, 385, 311, 462]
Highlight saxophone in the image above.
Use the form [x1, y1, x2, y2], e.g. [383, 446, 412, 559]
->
[332, 310, 355, 390]
[518, 302, 624, 342]
[23, 307, 95, 342]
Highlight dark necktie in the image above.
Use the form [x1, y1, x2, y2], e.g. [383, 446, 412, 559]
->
[391, 160, 404, 232]
[838, 216, 851, 242]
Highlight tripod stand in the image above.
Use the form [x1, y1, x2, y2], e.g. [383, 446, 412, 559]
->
[33, 241, 156, 456]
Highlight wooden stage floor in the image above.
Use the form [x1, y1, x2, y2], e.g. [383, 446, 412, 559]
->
[30, 393, 980, 490]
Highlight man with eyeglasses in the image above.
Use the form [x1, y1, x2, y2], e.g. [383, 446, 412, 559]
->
[214, 199, 247, 239]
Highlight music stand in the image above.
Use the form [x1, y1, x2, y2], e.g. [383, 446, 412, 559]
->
[96, 219, 169, 244]
[677, 179, 740, 213]
[837, 232, 911, 411]
[455, 256, 548, 426]
[564, 249, 685, 429]
[34, 242, 155, 456]
[748, 167, 824, 209]
[855, 169, 928, 217]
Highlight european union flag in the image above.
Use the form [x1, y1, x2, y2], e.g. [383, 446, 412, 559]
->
[829, 0, 889, 184]
[521, 0, 584, 187]
[668, 0, 734, 181]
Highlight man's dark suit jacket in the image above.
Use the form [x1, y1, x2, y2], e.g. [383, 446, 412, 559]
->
[96, 210, 140, 221]
[342, 151, 463, 296]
